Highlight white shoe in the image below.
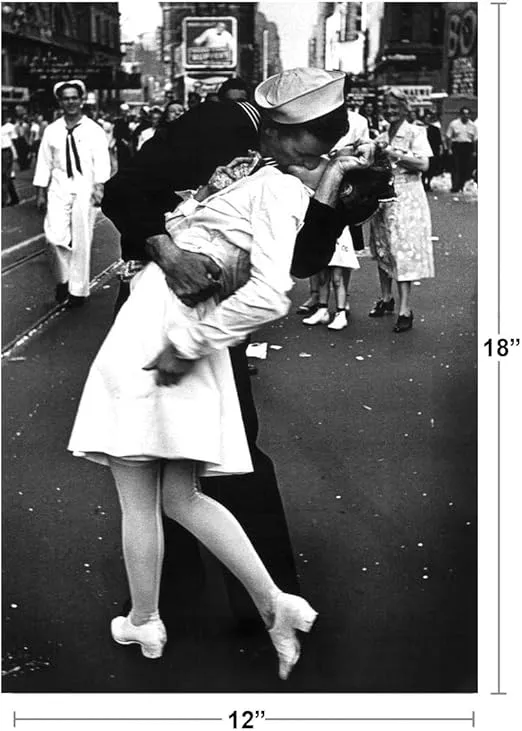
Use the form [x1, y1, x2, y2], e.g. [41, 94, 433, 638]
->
[327, 310, 349, 330]
[302, 307, 330, 326]
[111, 614, 167, 659]
[268, 593, 318, 680]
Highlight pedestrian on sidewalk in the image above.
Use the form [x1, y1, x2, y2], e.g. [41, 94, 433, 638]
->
[445, 107, 477, 193]
[70, 68, 373, 679]
[136, 106, 163, 152]
[33, 79, 111, 307]
[2, 112, 20, 207]
[421, 111, 443, 192]
[29, 113, 47, 167]
[113, 103, 133, 171]
[161, 100, 185, 125]
[13, 113, 31, 171]
[301, 228, 360, 330]
[368, 88, 434, 333]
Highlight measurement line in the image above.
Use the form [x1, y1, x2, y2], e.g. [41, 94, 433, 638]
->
[265, 717, 475, 723]
[497, 1, 501, 335]
[492, 361, 507, 696]
[492, 0, 508, 698]
[498, 361, 501, 692]
[14, 719, 222, 725]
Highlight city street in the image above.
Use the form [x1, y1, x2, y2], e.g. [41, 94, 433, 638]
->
[2, 183, 477, 693]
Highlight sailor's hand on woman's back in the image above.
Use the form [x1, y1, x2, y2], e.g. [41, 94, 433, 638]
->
[145, 234, 222, 307]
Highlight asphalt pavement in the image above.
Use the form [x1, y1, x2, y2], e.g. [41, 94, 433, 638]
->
[2, 181, 477, 693]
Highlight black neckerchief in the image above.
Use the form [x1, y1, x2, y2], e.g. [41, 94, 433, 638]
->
[65, 121, 83, 178]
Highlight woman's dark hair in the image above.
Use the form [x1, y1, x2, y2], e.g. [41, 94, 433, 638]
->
[338, 153, 396, 225]
[262, 104, 349, 147]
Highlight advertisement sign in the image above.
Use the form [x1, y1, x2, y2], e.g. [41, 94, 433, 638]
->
[443, 5, 477, 97]
[447, 6, 477, 97]
[381, 85, 433, 106]
[183, 17, 237, 69]
[16, 56, 114, 89]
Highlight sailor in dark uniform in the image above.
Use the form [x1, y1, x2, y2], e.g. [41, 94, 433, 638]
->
[101, 74, 378, 627]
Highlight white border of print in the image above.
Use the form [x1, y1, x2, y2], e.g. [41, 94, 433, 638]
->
[1, 0, 520, 729]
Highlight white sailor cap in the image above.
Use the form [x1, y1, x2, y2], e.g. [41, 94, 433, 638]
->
[254, 67, 345, 124]
[53, 79, 87, 99]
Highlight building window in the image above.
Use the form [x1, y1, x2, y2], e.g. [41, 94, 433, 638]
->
[340, 3, 363, 41]
[353, 3, 363, 32]
[2, 48, 10, 86]
[339, 5, 348, 42]
[399, 6, 414, 42]
[54, 6, 65, 36]
[430, 6, 444, 46]
[95, 16, 101, 44]
[113, 23, 119, 49]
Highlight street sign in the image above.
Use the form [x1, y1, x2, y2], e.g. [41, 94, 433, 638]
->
[183, 17, 237, 70]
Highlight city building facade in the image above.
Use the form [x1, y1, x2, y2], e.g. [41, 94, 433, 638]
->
[255, 11, 282, 84]
[308, 2, 379, 108]
[2, 2, 122, 115]
[159, 2, 279, 103]
[308, 3, 335, 69]
[121, 35, 164, 107]
[372, 1, 446, 111]
[324, 2, 366, 75]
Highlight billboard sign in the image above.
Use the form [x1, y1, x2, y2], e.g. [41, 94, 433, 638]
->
[183, 17, 237, 70]
[381, 85, 433, 106]
[446, 6, 477, 97]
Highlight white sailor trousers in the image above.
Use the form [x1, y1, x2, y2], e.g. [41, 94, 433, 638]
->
[44, 181, 97, 297]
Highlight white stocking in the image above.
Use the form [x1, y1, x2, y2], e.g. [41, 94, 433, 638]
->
[162, 460, 280, 624]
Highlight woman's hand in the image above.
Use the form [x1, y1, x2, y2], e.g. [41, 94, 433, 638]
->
[308, 147, 372, 208]
[143, 344, 195, 386]
[377, 142, 406, 163]
[289, 144, 372, 193]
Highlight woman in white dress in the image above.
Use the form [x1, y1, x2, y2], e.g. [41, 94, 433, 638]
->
[300, 110, 370, 330]
[301, 226, 360, 330]
[368, 88, 434, 332]
[68, 68, 366, 680]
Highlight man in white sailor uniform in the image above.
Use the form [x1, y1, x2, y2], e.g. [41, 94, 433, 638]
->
[33, 79, 111, 306]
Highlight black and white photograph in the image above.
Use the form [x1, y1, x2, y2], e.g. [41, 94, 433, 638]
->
[0, 0, 514, 719]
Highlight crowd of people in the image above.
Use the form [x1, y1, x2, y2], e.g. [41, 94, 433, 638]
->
[2, 78, 477, 210]
[3, 69, 478, 682]
[295, 96, 477, 333]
